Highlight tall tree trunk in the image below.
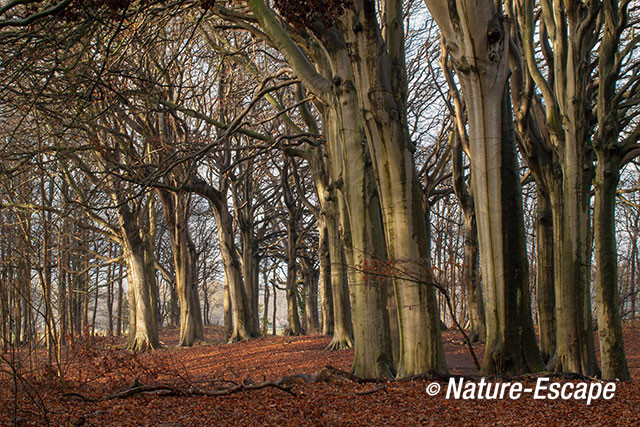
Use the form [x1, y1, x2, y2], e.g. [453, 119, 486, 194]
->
[284, 217, 303, 336]
[188, 178, 257, 342]
[593, 157, 630, 379]
[345, 3, 446, 376]
[548, 152, 599, 376]
[536, 186, 556, 364]
[318, 217, 334, 335]
[325, 201, 353, 349]
[215, 204, 256, 341]
[590, 0, 631, 380]
[452, 129, 485, 343]
[122, 237, 160, 351]
[513, 0, 601, 377]
[427, 0, 541, 374]
[159, 190, 204, 347]
[325, 96, 394, 378]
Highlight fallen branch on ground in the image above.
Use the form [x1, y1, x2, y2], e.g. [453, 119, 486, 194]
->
[60, 365, 602, 403]
[61, 378, 296, 401]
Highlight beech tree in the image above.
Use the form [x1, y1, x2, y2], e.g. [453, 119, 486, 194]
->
[243, 0, 447, 379]
[592, 0, 639, 380]
[425, 0, 541, 373]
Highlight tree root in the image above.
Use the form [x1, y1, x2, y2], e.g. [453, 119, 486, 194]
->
[325, 336, 353, 351]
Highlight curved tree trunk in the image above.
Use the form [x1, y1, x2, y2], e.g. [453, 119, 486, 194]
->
[188, 178, 258, 342]
[215, 205, 257, 342]
[115, 197, 160, 352]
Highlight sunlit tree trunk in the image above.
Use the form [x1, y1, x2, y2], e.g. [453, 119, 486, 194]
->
[343, 1, 446, 377]
[326, 98, 395, 378]
[426, 0, 541, 374]
[216, 202, 256, 341]
[248, 0, 402, 378]
[122, 231, 160, 351]
[159, 190, 204, 347]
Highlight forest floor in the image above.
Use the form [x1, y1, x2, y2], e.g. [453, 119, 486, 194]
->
[2, 323, 640, 426]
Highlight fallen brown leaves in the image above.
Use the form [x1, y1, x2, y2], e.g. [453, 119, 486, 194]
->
[2, 324, 640, 426]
